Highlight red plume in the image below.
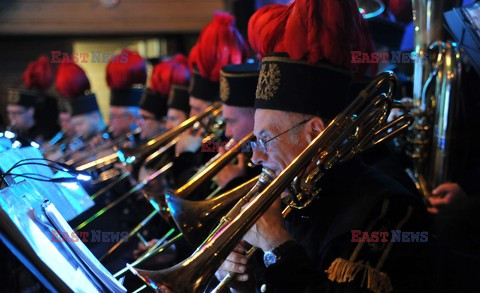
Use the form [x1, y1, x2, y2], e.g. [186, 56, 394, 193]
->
[106, 49, 147, 90]
[55, 63, 91, 99]
[22, 55, 53, 91]
[249, 0, 376, 78]
[150, 54, 190, 96]
[188, 12, 249, 82]
[248, 4, 289, 58]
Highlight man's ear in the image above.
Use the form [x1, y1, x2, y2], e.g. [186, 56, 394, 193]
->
[306, 117, 325, 142]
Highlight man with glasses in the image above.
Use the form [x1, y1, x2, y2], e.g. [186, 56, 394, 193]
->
[215, 1, 436, 292]
[5, 88, 45, 144]
[106, 49, 146, 139]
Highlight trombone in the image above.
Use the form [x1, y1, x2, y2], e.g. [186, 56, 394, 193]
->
[128, 71, 413, 292]
[96, 132, 256, 262]
[74, 102, 222, 171]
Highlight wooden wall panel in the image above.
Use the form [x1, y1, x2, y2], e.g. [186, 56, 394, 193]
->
[0, 0, 224, 35]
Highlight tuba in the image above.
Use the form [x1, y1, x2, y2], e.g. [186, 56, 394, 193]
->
[128, 71, 413, 292]
[406, 0, 462, 197]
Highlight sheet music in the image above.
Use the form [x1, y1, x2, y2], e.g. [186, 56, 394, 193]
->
[43, 201, 127, 292]
[0, 181, 100, 292]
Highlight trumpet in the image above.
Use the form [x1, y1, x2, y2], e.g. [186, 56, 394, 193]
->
[128, 71, 413, 292]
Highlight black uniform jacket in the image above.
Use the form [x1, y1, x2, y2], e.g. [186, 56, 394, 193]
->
[260, 158, 438, 293]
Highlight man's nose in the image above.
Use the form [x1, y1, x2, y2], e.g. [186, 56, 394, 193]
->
[225, 124, 233, 140]
[251, 147, 267, 166]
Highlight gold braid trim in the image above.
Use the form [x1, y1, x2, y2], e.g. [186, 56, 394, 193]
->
[325, 199, 394, 293]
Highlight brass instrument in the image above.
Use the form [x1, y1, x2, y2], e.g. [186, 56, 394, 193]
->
[112, 176, 260, 279]
[70, 103, 222, 183]
[94, 132, 255, 261]
[407, 0, 462, 197]
[64, 127, 140, 169]
[128, 71, 413, 292]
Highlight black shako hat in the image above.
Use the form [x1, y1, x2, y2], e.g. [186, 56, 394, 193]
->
[59, 92, 100, 117]
[7, 88, 38, 108]
[188, 68, 219, 103]
[220, 63, 260, 108]
[110, 87, 144, 107]
[140, 89, 168, 120]
[254, 53, 353, 120]
[168, 85, 190, 116]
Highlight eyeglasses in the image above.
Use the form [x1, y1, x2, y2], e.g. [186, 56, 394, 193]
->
[250, 118, 311, 153]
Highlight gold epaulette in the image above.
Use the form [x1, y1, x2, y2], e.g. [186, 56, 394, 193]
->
[325, 199, 413, 293]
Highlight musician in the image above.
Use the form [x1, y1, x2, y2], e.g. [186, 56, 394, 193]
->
[176, 12, 249, 157]
[106, 49, 146, 139]
[6, 56, 59, 143]
[214, 63, 261, 190]
[138, 76, 168, 141]
[5, 88, 44, 144]
[55, 63, 105, 142]
[165, 84, 190, 130]
[216, 1, 436, 292]
[136, 55, 191, 182]
[23, 55, 61, 140]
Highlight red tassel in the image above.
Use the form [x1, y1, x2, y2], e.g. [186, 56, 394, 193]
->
[55, 63, 91, 99]
[188, 11, 249, 82]
[106, 49, 147, 90]
[23, 55, 53, 92]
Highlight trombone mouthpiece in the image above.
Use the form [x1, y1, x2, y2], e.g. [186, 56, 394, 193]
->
[260, 167, 276, 184]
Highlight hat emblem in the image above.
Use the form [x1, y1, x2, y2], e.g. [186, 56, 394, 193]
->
[256, 63, 281, 100]
[7, 89, 20, 104]
[219, 74, 230, 102]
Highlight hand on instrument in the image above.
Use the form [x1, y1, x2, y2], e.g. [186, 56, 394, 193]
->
[133, 239, 177, 266]
[88, 133, 108, 149]
[428, 182, 466, 214]
[388, 97, 413, 122]
[133, 239, 158, 259]
[215, 241, 256, 292]
[243, 196, 293, 252]
[216, 242, 249, 281]
[214, 152, 247, 188]
[175, 129, 203, 154]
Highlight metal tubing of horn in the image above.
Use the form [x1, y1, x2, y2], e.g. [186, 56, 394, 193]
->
[174, 132, 254, 199]
[74, 162, 173, 231]
[166, 175, 260, 247]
